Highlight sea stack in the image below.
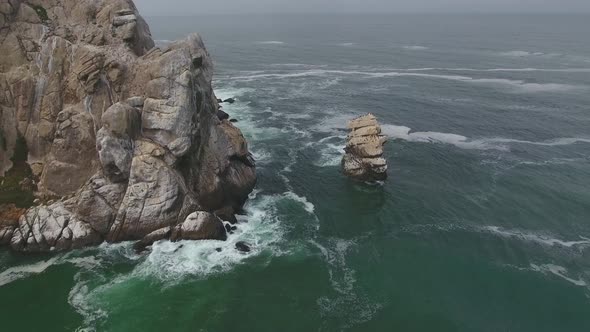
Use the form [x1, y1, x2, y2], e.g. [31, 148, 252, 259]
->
[342, 114, 387, 181]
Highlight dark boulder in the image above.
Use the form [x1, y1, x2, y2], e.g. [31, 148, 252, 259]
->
[217, 109, 229, 121]
[235, 241, 251, 253]
[223, 98, 235, 104]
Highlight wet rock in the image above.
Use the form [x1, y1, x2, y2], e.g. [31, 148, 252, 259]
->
[215, 206, 238, 224]
[235, 241, 251, 253]
[342, 114, 388, 181]
[223, 98, 235, 104]
[171, 211, 227, 242]
[229, 119, 238, 123]
[217, 109, 229, 121]
[133, 227, 171, 252]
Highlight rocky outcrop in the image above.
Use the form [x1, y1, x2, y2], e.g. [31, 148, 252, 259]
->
[0, 0, 256, 252]
[342, 114, 387, 181]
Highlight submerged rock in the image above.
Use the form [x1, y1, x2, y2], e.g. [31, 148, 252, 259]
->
[342, 114, 387, 181]
[235, 241, 251, 253]
[223, 98, 236, 104]
[0, 0, 256, 252]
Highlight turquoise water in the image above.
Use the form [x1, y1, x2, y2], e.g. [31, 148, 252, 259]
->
[1, 14, 590, 331]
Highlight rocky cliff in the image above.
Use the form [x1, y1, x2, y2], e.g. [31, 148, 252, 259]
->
[342, 114, 387, 181]
[0, 0, 256, 251]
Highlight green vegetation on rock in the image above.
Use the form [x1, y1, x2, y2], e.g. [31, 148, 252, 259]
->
[0, 127, 6, 151]
[0, 135, 35, 208]
[32, 5, 49, 22]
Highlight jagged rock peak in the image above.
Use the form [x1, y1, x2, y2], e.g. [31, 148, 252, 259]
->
[342, 113, 388, 182]
[0, 0, 256, 252]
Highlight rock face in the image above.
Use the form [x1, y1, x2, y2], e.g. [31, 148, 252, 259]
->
[0, 0, 256, 252]
[342, 114, 387, 181]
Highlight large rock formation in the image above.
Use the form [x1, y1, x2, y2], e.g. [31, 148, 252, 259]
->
[342, 114, 387, 181]
[0, 0, 256, 252]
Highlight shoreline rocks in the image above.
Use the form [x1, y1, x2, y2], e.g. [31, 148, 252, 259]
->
[342, 114, 388, 182]
[0, 0, 256, 252]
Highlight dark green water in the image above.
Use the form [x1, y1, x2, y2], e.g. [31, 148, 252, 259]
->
[2, 14, 590, 331]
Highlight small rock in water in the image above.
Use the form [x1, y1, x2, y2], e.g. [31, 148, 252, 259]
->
[223, 98, 235, 104]
[173, 244, 184, 253]
[230, 226, 237, 231]
[342, 113, 388, 182]
[224, 223, 232, 234]
[215, 247, 222, 252]
[235, 241, 251, 253]
[229, 119, 238, 123]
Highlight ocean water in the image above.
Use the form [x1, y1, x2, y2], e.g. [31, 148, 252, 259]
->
[2, 14, 590, 331]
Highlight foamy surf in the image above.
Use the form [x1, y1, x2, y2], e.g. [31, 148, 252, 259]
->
[403, 45, 429, 50]
[530, 263, 588, 287]
[311, 237, 382, 328]
[481, 226, 590, 249]
[499, 50, 560, 57]
[0, 256, 62, 287]
[381, 124, 590, 151]
[229, 69, 584, 93]
[256, 41, 285, 45]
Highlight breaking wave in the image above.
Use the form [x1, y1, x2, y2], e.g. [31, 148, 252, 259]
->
[481, 226, 590, 249]
[229, 70, 584, 93]
[381, 124, 590, 151]
[256, 41, 285, 45]
[403, 45, 429, 50]
[530, 263, 587, 287]
[499, 50, 560, 57]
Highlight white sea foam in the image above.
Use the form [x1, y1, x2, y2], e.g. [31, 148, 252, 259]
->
[381, 124, 590, 151]
[0, 256, 62, 287]
[256, 41, 285, 45]
[338, 42, 356, 47]
[251, 147, 272, 165]
[314, 141, 346, 167]
[403, 45, 429, 50]
[283, 191, 316, 214]
[481, 226, 590, 249]
[131, 195, 283, 281]
[128, 190, 317, 281]
[230, 70, 583, 93]
[311, 237, 382, 328]
[404, 67, 590, 73]
[499, 50, 560, 57]
[530, 264, 587, 287]
[310, 238, 357, 294]
[68, 273, 108, 332]
[214, 86, 254, 100]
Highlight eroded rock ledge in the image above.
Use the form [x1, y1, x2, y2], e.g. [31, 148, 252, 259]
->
[342, 114, 388, 181]
[0, 0, 256, 252]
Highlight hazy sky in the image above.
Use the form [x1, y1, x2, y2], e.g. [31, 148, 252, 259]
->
[135, 0, 590, 15]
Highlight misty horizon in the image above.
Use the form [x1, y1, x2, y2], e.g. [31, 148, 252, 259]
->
[135, 0, 590, 16]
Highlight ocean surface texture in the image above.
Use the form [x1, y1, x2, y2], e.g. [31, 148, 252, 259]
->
[1, 14, 590, 331]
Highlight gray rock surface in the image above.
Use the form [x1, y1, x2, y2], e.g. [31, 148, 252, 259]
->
[0, 0, 256, 252]
[170, 211, 227, 242]
[342, 114, 388, 181]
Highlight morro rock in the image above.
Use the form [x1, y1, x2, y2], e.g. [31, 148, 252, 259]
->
[0, 0, 256, 252]
[342, 114, 387, 181]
